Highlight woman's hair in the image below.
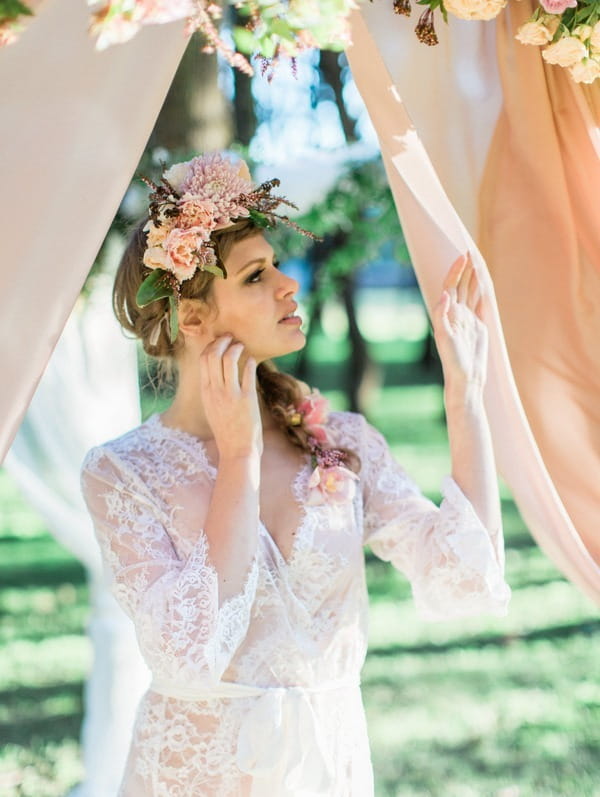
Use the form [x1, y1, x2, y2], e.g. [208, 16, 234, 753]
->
[113, 218, 359, 470]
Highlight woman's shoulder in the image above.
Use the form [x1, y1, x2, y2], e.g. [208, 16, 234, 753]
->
[324, 409, 371, 448]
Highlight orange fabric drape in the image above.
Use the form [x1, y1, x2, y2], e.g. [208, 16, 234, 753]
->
[347, 8, 600, 603]
[0, 0, 188, 462]
[480, 0, 600, 565]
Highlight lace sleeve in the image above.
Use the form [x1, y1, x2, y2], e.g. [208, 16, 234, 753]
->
[360, 418, 510, 621]
[80, 446, 258, 682]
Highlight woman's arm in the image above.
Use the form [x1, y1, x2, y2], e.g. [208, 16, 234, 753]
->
[197, 335, 262, 601]
[433, 253, 503, 561]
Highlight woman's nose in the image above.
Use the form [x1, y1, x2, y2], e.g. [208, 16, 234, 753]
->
[277, 270, 300, 297]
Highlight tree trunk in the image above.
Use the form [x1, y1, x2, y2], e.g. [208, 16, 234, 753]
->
[319, 50, 356, 144]
[149, 35, 232, 152]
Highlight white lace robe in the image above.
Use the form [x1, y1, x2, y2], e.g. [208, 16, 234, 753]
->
[80, 410, 510, 797]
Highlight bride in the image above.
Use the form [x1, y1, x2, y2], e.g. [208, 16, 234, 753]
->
[80, 151, 510, 796]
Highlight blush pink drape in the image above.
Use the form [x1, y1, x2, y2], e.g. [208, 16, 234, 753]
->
[479, 0, 600, 567]
[346, 8, 600, 604]
[0, 0, 188, 462]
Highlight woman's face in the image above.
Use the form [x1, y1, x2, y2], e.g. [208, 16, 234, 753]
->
[204, 233, 305, 362]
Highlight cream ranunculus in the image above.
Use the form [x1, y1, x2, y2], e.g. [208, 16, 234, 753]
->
[590, 21, 600, 51]
[444, 0, 506, 21]
[542, 36, 587, 67]
[569, 57, 600, 83]
[572, 24, 593, 42]
[516, 20, 555, 46]
[143, 245, 169, 271]
[542, 14, 561, 37]
[164, 160, 193, 193]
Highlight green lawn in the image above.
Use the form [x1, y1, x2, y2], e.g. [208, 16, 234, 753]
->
[0, 379, 598, 797]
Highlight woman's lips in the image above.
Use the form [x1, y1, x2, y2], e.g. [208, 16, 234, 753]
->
[278, 315, 302, 325]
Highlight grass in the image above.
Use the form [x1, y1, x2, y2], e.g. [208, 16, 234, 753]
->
[0, 370, 599, 796]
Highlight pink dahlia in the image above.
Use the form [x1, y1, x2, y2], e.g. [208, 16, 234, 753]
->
[539, 0, 577, 13]
[180, 153, 253, 228]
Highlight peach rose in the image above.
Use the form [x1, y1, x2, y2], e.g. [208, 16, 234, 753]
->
[443, 0, 507, 21]
[542, 36, 587, 67]
[516, 20, 555, 46]
[165, 227, 203, 282]
[569, 58, 600, 83]
[178, 196, 217, 233]
[306, 466, 359, 506]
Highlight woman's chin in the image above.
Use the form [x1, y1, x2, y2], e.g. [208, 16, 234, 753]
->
[260, 330, 306, 361]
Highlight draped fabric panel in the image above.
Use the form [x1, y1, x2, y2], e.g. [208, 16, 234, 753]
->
[479, 0, 600, 566]
[346, 7, 600, 604]
[0, 0, 188, 463]
[5, 277, 149, 797]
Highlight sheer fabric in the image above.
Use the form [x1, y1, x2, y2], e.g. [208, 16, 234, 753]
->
[81, 410, 510, 796]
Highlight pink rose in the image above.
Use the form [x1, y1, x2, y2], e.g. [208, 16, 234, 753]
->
[306, 465, 359, 506]
[178, 196, 217, 234]
[0, 21, 21, 47]
[298, 391, 329, 428]
[539, 0, 577, 14]
[165, 227, 203, 282]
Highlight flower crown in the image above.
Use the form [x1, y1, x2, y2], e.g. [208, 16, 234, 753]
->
[136, 152, 315, 343]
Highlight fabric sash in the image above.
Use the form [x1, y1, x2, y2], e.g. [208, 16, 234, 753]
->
[150, 677, 360, 796]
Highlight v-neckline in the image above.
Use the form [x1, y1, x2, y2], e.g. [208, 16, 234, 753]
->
[148, 412, 313, 567]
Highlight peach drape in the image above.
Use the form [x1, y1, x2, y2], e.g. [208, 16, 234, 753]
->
[479, 0, 600, 566]
[0, 0, 188, 462]
[347, 8, 600, 603]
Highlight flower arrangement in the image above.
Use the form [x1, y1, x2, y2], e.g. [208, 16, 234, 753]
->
[90, 0, 358, 75]
[290, 391, 359, 505]
[395, 0, 600, 83]
[137, 152, 315, 342]
[0, 0, 32, 45]
[516, 1, 600, 84]
[3, 0, 600, 83]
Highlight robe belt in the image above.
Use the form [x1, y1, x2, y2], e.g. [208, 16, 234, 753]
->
[150, 676, 361, 796]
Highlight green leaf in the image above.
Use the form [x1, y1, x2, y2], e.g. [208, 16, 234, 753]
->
[202, 263, 226, 278]
[232, 26, 259, 54]
[136, 269, 174, 308]
[0, 0, 33, 18]
[249, 209, 271, 228]
[168, 295, 179, 343]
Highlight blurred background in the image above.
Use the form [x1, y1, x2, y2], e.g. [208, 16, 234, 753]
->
[1, 33, 599, 797]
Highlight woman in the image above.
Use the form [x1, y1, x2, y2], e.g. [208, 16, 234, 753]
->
[81, 152, 510, 796]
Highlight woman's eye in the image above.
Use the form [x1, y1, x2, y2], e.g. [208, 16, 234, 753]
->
[246, 268, 265, 284]
[273, 259, 281, 269]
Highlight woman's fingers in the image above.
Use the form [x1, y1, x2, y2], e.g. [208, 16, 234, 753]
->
[222, 341, 244, 392]
[443, 253, 467, 301]
[240, 354, 257, 394]
[203, 334, 233, 389]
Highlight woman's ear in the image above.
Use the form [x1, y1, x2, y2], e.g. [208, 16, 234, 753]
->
[178, 299, 208, 339]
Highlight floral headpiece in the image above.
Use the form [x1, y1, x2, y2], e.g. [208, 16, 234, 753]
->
[136, 152, 314, 343]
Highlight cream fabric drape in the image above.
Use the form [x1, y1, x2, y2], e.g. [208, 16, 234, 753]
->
[347, 7, 600, 603]
[0, 0, 188, 462]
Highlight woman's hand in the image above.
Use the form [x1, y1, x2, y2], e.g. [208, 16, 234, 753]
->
[432, 252, 488, 392]
[199, 335, 263, 460]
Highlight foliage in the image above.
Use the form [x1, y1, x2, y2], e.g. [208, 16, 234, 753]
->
[269, 156, 410, 307]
